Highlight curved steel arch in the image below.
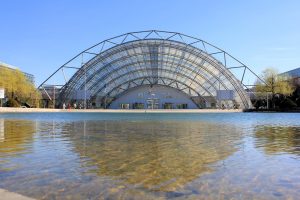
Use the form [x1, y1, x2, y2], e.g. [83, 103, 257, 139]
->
[60, 40, 245, 107]
[73, 41, 226, 91]
[39, 30, 265, 109]
[63, 57, 226, 100]
[91, 69, 216, 102]
[87, 66, 220, 98]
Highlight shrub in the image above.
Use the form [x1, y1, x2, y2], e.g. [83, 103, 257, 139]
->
[6, 99, 20, 107]
[280, 98, 297, 109]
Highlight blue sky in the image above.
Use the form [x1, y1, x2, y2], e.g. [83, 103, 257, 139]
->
[1, 0, 300, 85]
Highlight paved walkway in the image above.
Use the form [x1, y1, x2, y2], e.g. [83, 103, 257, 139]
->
[0, 189, 35, 200]
[0, 107, 243, 113]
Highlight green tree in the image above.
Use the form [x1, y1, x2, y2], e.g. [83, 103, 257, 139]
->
[0, 67, 41, 107]
[254, 68, 294, 108]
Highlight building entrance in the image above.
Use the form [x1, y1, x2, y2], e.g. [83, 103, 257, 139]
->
[147, 98, 159, 109]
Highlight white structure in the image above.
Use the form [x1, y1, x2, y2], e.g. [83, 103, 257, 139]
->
[39, 31, 264, 109]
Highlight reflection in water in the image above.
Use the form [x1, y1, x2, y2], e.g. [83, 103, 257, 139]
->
[68, 121, 240, 191]
[254, 126, 300, 155]
[0, 119, 35, 156]
[0, 113, 300, 200]
[0, 118, 4, 142]
[0, 119, 36, 175]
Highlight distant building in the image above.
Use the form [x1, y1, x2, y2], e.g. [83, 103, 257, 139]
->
[279, 67, 300, 86]
[0, 61, 35, 85]
[40, 86, 61, 108]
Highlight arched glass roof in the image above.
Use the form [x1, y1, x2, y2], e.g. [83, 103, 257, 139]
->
[39, 30, 264, 109]
[60, 39, 249, 108]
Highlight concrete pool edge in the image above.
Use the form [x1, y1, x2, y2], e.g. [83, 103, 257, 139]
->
[0, 189, 36, 200]
[0, 107, 243, 113]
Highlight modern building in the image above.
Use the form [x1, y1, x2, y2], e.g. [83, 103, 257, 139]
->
[39, 86, 61, 108]
[39, 31, 262, 109]
[280, 67, 300, 86]
[0, 61, 35, 85]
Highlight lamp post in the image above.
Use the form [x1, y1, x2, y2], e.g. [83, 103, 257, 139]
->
[266, 93, 269, 109]
[53, 86, 55, 109]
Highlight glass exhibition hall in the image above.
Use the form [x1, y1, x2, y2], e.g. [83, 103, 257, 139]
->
[40, 31, 261, 109]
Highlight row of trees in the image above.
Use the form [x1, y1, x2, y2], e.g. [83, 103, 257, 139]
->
[254, 68, 300, 110]
[0, 65, 298, 110]
[0, 67, 40, 107]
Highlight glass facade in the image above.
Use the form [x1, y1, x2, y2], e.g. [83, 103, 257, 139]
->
[58, 39, 251, 109]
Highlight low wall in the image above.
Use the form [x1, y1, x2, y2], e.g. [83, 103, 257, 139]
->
[0, 107, 243, 113]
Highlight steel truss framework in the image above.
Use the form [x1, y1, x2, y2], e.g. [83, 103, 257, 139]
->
[39, 30, 265, 109]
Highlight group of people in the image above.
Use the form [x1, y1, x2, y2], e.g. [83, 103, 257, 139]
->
[62, 102, 83, 109]
[221, 103, 240, 109]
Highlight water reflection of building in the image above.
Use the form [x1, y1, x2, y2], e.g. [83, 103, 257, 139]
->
[254, 126, 300, 155]
[67, 121, 241, 191]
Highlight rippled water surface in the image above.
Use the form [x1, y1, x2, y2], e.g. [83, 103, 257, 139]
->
[0, 113, 299, 199]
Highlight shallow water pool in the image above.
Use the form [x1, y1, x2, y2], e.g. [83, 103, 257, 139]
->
[0, 112, 299, 199]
